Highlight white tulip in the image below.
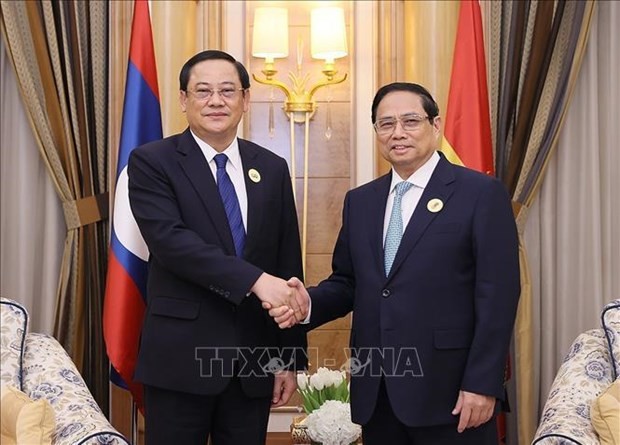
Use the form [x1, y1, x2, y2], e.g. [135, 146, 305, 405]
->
[310, 372, 326, 390]
[297, 372, 309, 391]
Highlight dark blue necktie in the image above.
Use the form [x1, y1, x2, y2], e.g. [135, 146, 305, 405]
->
[214, 153, 245, 257]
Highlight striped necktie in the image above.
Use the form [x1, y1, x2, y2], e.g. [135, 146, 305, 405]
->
[214, 153, 245, 257]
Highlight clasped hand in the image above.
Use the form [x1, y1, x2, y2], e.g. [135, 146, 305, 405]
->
[252, 274, 308, 328]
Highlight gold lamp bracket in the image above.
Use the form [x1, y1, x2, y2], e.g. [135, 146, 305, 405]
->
[252, 64, 347, 123]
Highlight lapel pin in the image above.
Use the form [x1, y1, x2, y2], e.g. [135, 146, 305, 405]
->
[427, 198, 443, 213]
[248, 169, 261, 183]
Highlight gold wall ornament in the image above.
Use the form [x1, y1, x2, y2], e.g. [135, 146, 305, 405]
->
[251, 6, 348, 123]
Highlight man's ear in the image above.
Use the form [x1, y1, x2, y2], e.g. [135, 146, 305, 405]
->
[179, 90, 187, 112]
[243, 89, 251, 113]
[432, 116, 442, 135]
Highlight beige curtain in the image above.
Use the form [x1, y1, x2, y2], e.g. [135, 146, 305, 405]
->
[487, 1, 596, 443]
[1, 1, 109, 409]
[0, 38, 64, 334]
[524, 0, 620, 429]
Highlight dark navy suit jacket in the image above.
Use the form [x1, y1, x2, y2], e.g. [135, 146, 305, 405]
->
[128, 129, 306, 398]
[308, 153, 520, 427]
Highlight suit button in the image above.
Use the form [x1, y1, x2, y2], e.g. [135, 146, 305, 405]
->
[381, 289, 391, 298]
[224, 291, 230, 298]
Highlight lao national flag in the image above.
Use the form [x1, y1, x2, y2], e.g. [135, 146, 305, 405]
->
[103, 0, 162, 412]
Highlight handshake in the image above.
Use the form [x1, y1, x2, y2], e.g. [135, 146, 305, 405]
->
[251, 273, 309, 329]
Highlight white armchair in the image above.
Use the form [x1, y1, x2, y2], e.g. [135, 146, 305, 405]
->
[1, 297, 129, 445]
[533, 299, 620, 445]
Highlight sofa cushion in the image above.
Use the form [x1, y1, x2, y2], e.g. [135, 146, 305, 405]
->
[0, 384, 55, 445]
[0, 298, 28, 390]
[533, 329, 613, 444]
[602, 299, 620, 379]
[591, 378, 620, 445]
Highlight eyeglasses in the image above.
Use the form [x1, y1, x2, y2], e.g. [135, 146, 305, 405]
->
[186, 87, 245, 101]
[373, 113, 433, 135]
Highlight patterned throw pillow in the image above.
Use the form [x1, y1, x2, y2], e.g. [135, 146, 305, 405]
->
[0, 299, 28, 390]
[591, 378, 620, 445]
[0, 384, 55, 445]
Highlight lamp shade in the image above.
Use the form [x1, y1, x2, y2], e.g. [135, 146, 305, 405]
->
[252, 7, 289, 59]
[311, 7, 348, 61]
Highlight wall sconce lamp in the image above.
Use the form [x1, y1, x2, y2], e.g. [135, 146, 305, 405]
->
[251, 6, 348, 122]
[251, 6, 348, 273]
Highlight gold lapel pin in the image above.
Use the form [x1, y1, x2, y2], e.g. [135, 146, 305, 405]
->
[248, 169, 261, 183]
[427, 198, 443, 213]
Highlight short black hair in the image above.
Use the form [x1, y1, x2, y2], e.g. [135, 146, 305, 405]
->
[371, 82, 439, 123]
[179, 50, 250, 91]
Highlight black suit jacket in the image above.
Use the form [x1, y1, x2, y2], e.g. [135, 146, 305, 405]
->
[128, 129, 306, 398]
[308, 154, 520, 427]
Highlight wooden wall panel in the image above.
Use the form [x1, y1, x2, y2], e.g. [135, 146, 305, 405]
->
[294, 178, 348, 254]
[307, 329, 351, 373]
[305, 253, 332, 286]
[249, 103, 351, 178]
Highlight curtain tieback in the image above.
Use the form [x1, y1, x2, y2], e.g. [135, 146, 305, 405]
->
[62, 192, 109, 230]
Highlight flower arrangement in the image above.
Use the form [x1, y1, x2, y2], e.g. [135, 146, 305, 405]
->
[297, 367, 350, 412]
[296, 367, 361, 445]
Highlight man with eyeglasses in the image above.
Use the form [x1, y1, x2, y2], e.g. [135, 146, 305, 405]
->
[270, 82, 520, 444]
[127, 50, 308, 445]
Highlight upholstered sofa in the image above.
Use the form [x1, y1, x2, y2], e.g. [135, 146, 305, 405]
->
[533, 299, 620, 445]
[1, 297, 129, 445]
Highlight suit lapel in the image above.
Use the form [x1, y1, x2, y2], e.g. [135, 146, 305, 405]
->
[238, 140, 263, 256]
[371, 173, 392, 274]
[176, 129, 235, 254]
[387, 156, 456, 280]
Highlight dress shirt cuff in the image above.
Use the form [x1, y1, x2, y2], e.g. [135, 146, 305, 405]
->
[300, 298, 312, 324]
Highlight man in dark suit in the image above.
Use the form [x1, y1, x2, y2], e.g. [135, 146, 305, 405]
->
[128, 50, 307, 445]
[271, 82, 520, 444]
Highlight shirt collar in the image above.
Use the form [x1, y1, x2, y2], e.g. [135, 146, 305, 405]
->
[389, 150, 440, 193]
[190, 130, 242, 172]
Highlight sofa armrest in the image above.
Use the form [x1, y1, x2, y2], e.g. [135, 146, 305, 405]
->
[21, 333, 129, 445]
[532, 329, 612, 445]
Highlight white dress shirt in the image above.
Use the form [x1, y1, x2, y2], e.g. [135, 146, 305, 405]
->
[383, 151, 441, 246]
[190, 131, 248, 230]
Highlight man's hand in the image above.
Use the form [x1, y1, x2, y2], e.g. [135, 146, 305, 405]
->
[261, 276, 310, 328]
[271, 371, 297, 407]
[451, 390, 495, 433]
[251, 273, 302, 316]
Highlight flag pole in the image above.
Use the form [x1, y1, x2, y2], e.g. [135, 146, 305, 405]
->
[131, 401, 139, 445]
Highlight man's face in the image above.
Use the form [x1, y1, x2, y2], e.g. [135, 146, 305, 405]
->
[179, 59, 249, 150]
[375, 90, 441, 178]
